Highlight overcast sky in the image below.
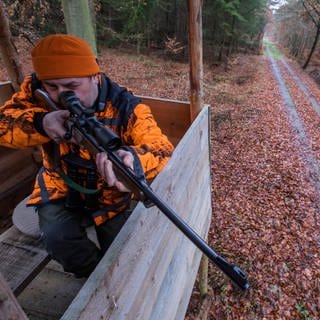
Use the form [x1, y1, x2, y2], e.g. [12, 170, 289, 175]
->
[270, 0, 287, 10]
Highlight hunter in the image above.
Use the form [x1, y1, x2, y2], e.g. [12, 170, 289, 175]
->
[0, 34, 174, 277]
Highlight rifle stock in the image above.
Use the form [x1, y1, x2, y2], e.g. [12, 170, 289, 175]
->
[35, 89, 250, 291]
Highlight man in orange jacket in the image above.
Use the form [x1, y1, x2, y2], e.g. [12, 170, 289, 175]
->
[0, 34, 174, 277]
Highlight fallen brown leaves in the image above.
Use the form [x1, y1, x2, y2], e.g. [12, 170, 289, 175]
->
[186, 55, 320, 319]
[0, 40, 319, 319]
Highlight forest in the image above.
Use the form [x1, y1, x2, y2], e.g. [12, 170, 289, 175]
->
[2, 0, 268, 62]
[1, 1, 320, 79]
[270, 0, 320, 78]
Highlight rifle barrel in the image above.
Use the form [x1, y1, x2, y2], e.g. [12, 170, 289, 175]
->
[107, 150, 250, 291]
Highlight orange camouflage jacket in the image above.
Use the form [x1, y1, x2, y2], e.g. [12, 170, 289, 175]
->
[0, 74, 174, 225]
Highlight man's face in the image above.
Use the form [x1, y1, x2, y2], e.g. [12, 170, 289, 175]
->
[42, 76, 99, 108]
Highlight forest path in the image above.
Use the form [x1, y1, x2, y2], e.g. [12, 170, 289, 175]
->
[186, 45, 320, 319]
[267, 45, 320, 216]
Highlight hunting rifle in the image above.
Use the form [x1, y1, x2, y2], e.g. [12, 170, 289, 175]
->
[35, 89, 250, 291]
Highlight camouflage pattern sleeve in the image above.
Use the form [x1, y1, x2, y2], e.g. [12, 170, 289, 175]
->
[0, 76, 50, 148]
[122, 103, 174, 180]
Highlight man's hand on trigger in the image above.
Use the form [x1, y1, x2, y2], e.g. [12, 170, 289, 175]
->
[96, 150, 134, 193]
[42, 110, 70, 143]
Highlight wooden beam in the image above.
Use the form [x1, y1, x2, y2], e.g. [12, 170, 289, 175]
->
[187, 0, 208, 297]
[0, 273, 28, 319]
[187, 0, 203, 121]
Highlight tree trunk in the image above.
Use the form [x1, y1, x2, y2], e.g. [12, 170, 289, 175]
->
[187, 0, 203, 120]
[61, 0, 97, 56]
[298, 30, 308, 60]
[303, 23, 320, 69]
[0, 2, 24, 91]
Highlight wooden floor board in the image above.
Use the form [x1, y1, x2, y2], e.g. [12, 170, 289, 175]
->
[0, 226, 50, 295]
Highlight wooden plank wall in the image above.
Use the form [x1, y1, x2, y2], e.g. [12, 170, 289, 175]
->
[62, 106, 212, 320]
[139, 96, 191, 146]
[0, 81, 14, 102]
[0, 82, 39, 219]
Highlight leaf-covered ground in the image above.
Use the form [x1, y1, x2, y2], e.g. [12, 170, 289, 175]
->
[185, 53, 320, 319]
[1, 39, 319, 319]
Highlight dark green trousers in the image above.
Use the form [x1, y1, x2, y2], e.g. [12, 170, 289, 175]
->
[37, 202, 131, 278]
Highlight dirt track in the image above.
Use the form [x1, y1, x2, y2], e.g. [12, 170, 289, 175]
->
[268, 46, 320, 202]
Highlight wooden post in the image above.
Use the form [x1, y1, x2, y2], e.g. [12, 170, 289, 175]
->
[187, 0, 203, 121]
[187, 0, 208, 298]
[0, 2, 24, 91]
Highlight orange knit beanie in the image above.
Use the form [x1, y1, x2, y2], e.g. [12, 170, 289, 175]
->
[31, 34, 100, 80]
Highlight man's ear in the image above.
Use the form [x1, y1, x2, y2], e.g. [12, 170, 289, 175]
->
[92, 74, 99, 85]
